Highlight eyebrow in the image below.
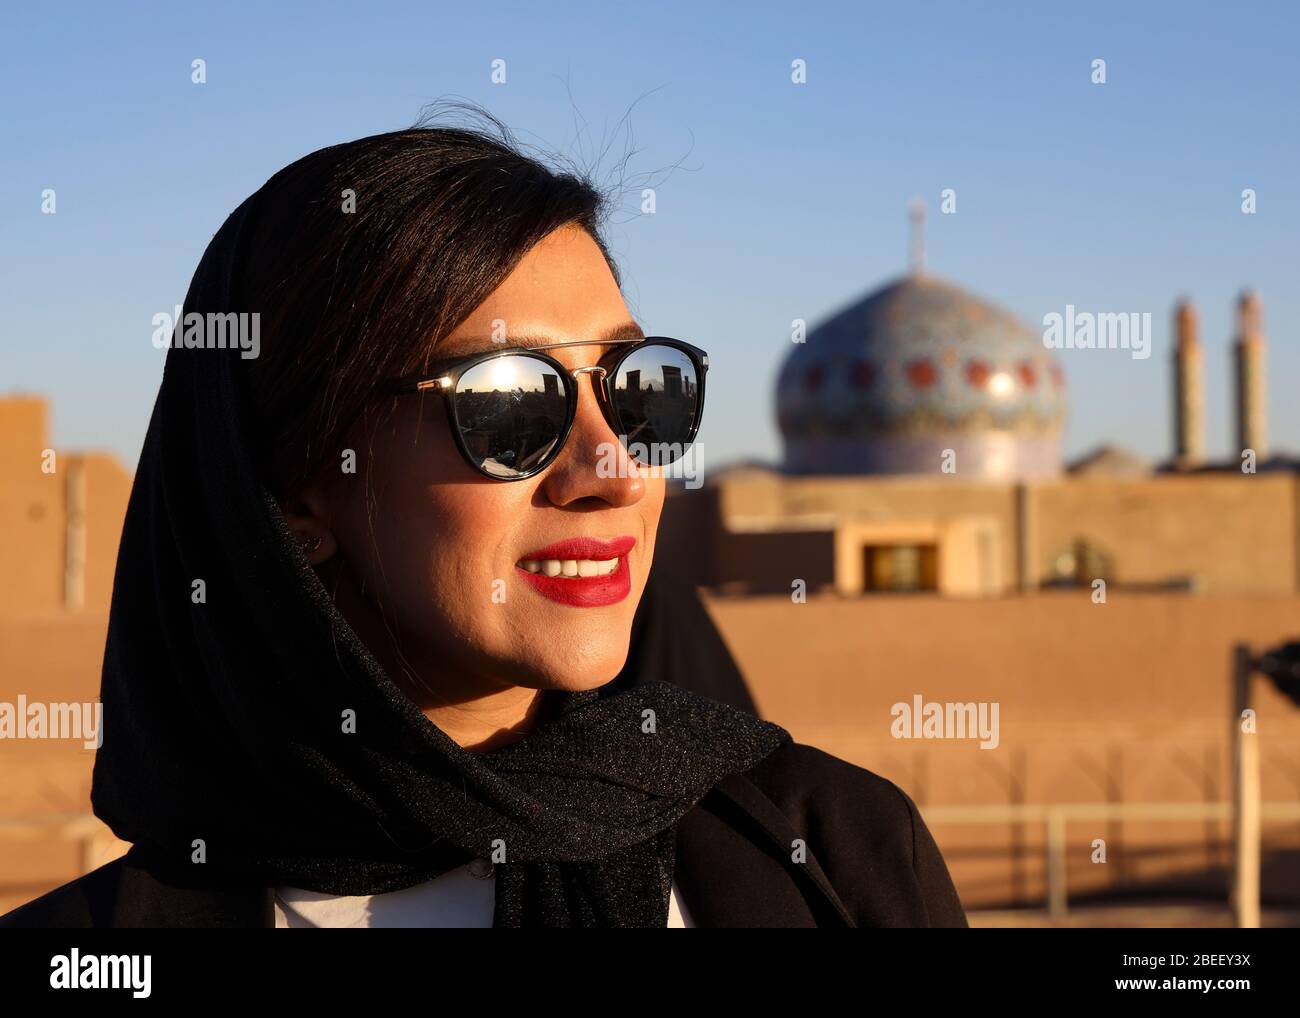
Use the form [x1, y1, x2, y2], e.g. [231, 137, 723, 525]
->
[435, 321, 645, 361]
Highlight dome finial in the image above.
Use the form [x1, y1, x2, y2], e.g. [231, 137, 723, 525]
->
[907, 196, 926, 276]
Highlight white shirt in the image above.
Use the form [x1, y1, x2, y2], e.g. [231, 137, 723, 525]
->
[273, 860, 694, 928]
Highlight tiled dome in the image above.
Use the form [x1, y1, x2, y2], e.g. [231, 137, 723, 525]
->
[775, 274, 1066, 479]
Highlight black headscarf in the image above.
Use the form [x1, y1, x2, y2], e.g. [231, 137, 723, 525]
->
[89, 152, 791, 927]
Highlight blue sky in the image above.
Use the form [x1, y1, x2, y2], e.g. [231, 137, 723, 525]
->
[2, 0, 1296, 471]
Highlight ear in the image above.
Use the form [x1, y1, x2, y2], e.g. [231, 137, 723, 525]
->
[281, 486, 338, 566]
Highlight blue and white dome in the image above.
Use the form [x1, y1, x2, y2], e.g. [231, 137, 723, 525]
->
[775, 274, 1067, 480]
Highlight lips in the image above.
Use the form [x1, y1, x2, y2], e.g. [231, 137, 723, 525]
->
[515, 535, 636, 607]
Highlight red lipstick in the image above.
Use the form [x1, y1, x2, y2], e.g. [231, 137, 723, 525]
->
[515, 535, 635, 607]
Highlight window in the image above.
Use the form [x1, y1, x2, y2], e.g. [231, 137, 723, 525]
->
[862, 543, 938, 592]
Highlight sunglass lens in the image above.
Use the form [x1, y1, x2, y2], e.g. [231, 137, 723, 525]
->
[608, 343, 702, 464]
[453, 355, 569, 478]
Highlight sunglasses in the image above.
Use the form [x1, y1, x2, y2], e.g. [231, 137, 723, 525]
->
[385, 336, 708, 480]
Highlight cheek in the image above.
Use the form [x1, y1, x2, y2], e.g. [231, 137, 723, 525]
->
[330, 407, 520, 620]
[346, 477, 528, 639]
[415, 488, 522, 603]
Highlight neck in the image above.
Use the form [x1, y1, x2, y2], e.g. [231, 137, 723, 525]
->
[425, 684, 547, 752]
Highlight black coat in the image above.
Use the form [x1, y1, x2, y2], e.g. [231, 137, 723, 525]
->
[0, 740, 967, 928]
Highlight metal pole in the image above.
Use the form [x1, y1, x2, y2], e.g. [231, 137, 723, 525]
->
[1046, 808, 1067, 920]
[1231, 644, 1260, 928]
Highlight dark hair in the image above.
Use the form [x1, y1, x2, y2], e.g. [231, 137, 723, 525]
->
[239, 100, 622, 498]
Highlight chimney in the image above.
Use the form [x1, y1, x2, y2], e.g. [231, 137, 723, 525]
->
[1233, 290, 1268, 460]
[1172, 298, 1205, 468]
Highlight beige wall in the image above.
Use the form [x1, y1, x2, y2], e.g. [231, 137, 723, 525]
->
[665, 470, 1300, 598]
[0, 399, 64, 616]
[0, 397, 133, 912]
[0, 613, 127, 913]
[703, 589, 1300, 907]
[710, 473, 1027, 592]
[1031, 473, 1297, 593]
[0, 398, 131, 618]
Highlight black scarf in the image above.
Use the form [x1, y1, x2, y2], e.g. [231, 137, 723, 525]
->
[89, 149, 790, 927]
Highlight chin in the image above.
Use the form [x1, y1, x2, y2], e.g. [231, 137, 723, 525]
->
[510, 651, 627, 693]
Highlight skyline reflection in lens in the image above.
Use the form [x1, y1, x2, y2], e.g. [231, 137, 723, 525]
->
[610, 343, 700, 461]
[454, 354, 568, 478]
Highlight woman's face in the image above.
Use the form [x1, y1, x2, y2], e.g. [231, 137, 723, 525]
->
[303, 224, 665, 704]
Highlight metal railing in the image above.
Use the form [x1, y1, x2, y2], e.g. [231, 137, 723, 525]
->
[920, 800, 1300, 920]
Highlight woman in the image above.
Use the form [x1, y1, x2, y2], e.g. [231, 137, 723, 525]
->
[1, 106, 966, 928]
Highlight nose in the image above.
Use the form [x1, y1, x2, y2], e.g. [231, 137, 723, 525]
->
[537, 371, 645, 508]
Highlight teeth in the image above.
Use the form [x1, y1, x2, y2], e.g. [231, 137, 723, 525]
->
[519, 557, 619, 578]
